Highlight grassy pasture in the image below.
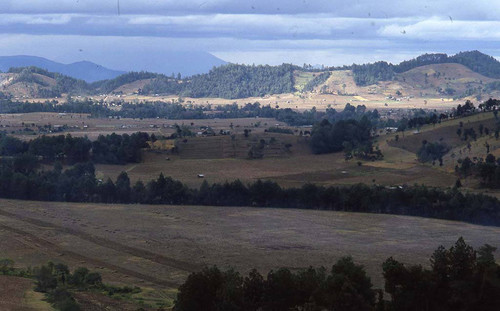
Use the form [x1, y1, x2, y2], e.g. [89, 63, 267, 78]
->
[378, 111, 500, 196]
[388, 112, 498, 153]
[0, 199, 499, 293]
[96, 139, 457, 189]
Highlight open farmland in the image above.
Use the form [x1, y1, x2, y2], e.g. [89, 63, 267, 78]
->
[96, 140, 457, 189]
[0, 111, 493, 193]
[80, 89, 462, 111]
[0, 199, 499, 292]
[0, 112, 276, 140]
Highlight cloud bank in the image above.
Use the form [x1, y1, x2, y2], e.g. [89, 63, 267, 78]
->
[0, 0, 498, 71]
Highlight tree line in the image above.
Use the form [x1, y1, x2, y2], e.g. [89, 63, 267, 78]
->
[0, 132, 150, 164]
[0, 98, 383, 127]
[0, 159, 499, 226]
[175, 237, 500, 311]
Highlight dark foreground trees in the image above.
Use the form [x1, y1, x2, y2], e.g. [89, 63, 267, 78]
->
[175, 257, 375, 311]
[383, 237, 500, 311]
[174, 238, 500, 311]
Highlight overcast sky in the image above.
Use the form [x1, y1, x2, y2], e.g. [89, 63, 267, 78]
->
[0, 0, 498, 71]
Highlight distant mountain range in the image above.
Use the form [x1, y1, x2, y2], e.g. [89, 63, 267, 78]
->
[0, 52, 228, 83]
[0, 55, 126, 82]
[110, 51, 228, 77]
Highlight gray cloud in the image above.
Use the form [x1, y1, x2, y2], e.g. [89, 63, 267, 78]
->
[0, 1, 498, 70]
[2, 13, 498, 42]
[2, 0, 499, 19]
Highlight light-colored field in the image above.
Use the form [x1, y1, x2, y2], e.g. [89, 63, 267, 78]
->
[0, 199, 498, 292]
[0, 276, 54, 311]
[0, 112, 275, 140]
[96, 139, 457, 189]
[81, 91, 462, 111]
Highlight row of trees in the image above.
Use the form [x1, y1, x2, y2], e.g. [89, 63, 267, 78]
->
[108, 101, 385, 128]
[176, 257, 375, 311]
[0, 158, 499, 226]
[0, 98, 110, 116]
[0, 132, 150, 164]
[455, 100, 477, 116]
[0, 98, 382, 127]
[175, 238, 500, 311]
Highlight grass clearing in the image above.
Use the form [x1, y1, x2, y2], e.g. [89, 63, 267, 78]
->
[293, 71, 317, 92]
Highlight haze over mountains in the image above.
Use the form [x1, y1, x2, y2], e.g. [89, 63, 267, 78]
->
[0, 56, 125, 83]
[0, 52, 228, 83]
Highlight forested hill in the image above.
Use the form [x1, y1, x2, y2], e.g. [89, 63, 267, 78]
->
[352, 50, 500, 86]
[2, 51, 499, 98]
[450, 51, 500, 79]
[100, 63, 299, 99]
[91, 71, 163, 94]
[181, 63, 298, 98]
[1, 63, 300, 99]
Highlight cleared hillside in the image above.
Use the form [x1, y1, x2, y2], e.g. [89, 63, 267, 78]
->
[396, 63, 498, 98]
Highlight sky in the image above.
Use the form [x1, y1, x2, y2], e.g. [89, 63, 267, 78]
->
[0, 0, 499, 73]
